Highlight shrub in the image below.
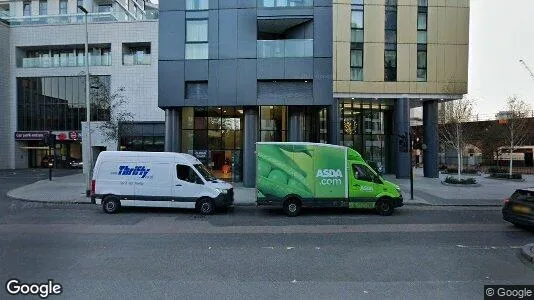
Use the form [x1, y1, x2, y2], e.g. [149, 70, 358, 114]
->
[489, 173, 523, 180]
[444, 176, 477, 184]
[444, 168, 478, 174]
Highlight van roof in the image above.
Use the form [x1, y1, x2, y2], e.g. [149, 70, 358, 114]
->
[96, 151, 200, 164]
[256, 142, 347, 150]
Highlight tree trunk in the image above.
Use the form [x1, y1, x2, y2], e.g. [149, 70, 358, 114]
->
[509, 143, 513, 177]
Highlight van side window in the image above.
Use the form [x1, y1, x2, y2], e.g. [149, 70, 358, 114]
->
[176, 164, 203, 184]
[352, 164, 374, 182]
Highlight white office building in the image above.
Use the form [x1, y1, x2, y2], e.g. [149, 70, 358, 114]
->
[0, 0, 160, 170]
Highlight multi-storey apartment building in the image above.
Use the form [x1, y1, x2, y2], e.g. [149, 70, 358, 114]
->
[0, 0, 160, 170]
[159, 0, 469, 187]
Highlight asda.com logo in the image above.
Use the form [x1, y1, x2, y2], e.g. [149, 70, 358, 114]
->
[316, 169, 343, 185]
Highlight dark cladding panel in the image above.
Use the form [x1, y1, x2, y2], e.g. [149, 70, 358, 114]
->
[218, 9, 238, 59]
[185, 60, 209, 81]
[237, 59, 257, 105]
[159, 61, 185, 107]
[159, 0, 185, 11]
[313, 6, 333, 58]
[285, 58, 314, 79]
[257, 58, 284, 79]
[159, 11, 185, 60]
[237, 9, 257, 58]
[209, 10, 219, 59]
[313, 58, 333, 105]
[217, 60, 238, 106]
[208, 60, 219, 105]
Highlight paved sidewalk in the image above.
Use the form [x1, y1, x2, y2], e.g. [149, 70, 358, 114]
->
[8, 168, 531, 206]
[384, 168, 534, 206]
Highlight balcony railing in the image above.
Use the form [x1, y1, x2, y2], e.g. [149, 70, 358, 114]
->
[257, 0, 313, 8]
[21, 54, 111, 68]
[123, 53, 151, 65]
[257, 39, 313, 58]
[0, 3, 156, 26]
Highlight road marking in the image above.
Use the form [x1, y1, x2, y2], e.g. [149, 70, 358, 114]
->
[456, 244, 521, 249]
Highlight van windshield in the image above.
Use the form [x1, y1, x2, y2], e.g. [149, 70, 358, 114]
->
[193, 164, 217, 181]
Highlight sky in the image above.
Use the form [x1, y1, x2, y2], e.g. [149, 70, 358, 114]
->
[151, 0, 534, 116]
[468, 0, 534, 117]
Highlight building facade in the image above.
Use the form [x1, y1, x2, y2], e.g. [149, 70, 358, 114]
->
[0, 0, 160, 170]
[159, 0, 469, 187]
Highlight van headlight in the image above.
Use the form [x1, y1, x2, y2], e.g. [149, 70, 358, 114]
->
[215, 188, 228, 194]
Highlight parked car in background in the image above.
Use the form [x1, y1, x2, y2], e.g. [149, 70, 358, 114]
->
[40, 155, 55, 168]
[502, 188, 534, 229]
[67, 157, 83, 169]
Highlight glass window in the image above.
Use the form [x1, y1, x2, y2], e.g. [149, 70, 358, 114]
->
[385, 11, 397, 30]
[176, 164, 203, 184]
[385, 31, 396, 44]
[351, 29, 364, 43]
[59, 0, 68, 14]
[23, 1, 31, 16]
[417, 13, 427, 30]
[39, 0, 47, 15]
[193, 164, 216, 181]
[352, 164, 375, 182]
[186, 20, 208, 42]
[186, 0, 209, 10]
[418, 0, 428, 6]
[351, 11, 363, 29]
[417, 31, 427, 44]
[98, 5, 112, 13]
[350, 50, 363, 68]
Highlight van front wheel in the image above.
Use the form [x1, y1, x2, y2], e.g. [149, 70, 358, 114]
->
[197, 198, 215, 215]
[284, 198, 301, 217]
[102, 196, 121, 214]
[375, 198, 394, 216]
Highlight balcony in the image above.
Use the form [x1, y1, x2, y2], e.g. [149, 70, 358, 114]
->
[257, 0, 313, 8]
[0, 3, 157, 26]
[20, 53, 111, 68]
[122, 53, 151, 65]
[257, 39, 313, 58]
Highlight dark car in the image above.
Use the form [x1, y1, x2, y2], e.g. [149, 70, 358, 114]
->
[40, 155, 55, 168]
[502, 188, 534, 228]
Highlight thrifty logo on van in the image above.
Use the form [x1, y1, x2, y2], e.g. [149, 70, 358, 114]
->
[117, 166, 151, 178]
[316, 169, 343, 185]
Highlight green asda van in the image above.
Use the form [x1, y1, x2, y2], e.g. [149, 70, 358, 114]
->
[256, 142, 403, 216]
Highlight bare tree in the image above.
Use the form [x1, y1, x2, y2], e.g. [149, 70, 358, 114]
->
[438, 96, 475, 178]
[90, 76, 133, 149]
[500, 96, 532, 176]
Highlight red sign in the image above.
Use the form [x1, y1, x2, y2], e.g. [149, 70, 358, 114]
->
[56, 132, 67, 141]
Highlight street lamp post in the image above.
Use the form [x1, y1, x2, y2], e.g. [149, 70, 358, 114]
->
[78, 5, 92, 195]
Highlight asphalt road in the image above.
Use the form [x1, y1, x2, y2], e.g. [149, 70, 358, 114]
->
[1, 169, 533, 299]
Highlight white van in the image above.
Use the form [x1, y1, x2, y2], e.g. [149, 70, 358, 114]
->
[90, 151, 234, 215]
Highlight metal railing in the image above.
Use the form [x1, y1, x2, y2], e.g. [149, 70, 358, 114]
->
[257, 0, 313, 8]
[257, 39, 313, 58]
[122, 53, 151, 65]
[21, 55, 111, 68]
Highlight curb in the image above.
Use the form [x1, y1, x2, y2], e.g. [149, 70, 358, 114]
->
[484, 176, 526, 182]
[520, 243, 534, 263]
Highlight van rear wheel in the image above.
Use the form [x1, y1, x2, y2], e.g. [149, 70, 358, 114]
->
[102, 196, 121, 214]
[197, 198, 215, 215]
[375, 198, 394, 216]
[284, 198, 301, 217]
